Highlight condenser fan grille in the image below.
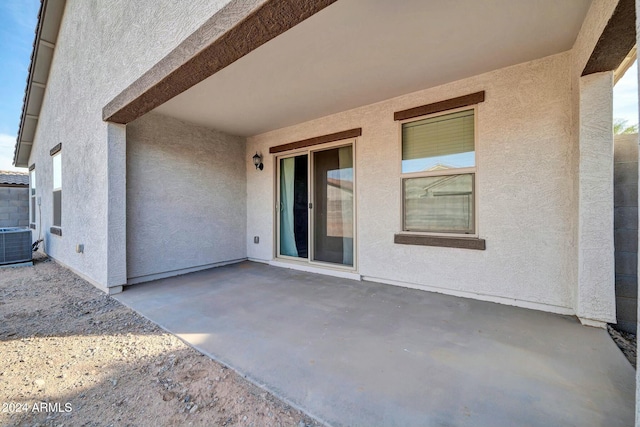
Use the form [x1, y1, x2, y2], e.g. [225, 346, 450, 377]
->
[0, 228, 32, 265]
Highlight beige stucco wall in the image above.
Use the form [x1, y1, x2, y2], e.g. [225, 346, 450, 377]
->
[126, 113, 246, 283]
[27, 0, 232, 290]
[247, 52, 578, 314]
[570, 0, 618, 324]
[576, 72, 615, 324]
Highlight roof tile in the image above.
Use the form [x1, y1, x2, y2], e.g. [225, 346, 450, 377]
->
[0, 171, 29, 185]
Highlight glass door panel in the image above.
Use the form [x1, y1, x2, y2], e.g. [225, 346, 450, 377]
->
[279, 155, 308, 258]
[312, 146, 354, 266]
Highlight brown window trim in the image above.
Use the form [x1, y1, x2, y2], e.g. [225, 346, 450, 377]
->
[50, 227, 62, 236]
[269, 128, 362, 154]
[394, 91, 485, 121]
[50, 143, 62, 156]
[394, 234, 485, 250]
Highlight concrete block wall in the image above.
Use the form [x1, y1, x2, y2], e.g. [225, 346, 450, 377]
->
[614, 133, 638, 333]
[0, 187, 29, 228]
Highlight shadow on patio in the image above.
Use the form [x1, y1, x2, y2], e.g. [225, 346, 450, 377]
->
[115, 261, 635, 427]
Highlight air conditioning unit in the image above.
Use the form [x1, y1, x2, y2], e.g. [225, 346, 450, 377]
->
[0, 228, 32, 265]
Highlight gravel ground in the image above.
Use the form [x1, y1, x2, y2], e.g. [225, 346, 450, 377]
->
[607, 325, 637, 369]
[0, 253, 321, 427]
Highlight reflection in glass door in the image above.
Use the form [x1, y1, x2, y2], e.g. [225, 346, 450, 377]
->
[312, 145, 354, 266]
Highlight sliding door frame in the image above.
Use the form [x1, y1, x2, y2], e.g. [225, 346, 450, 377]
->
[274, 138, 358, 272]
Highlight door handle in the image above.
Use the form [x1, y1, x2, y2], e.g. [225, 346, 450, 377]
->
[308, 203, 313, 209]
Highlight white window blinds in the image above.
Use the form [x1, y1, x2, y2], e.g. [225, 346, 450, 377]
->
[402, 109, 474, 161]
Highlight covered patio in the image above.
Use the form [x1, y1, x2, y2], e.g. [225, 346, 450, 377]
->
[114, 262, 634, 427]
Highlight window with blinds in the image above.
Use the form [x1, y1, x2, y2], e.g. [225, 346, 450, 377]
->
[400, 108, 476, 234]
[402, 109, 475, 173]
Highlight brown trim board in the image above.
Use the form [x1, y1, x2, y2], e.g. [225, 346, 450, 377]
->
[103, 0, 337, 124]
[394, 91, 485, 121]
[269, 128, 362, 154]
[50, 143, 61, 156]
[582, 0, 636, 77]
[394, 234, 486, 250]
[50, 227, 62, 236]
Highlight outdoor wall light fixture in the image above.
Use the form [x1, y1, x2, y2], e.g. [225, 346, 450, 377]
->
[253, 152, 264, 171]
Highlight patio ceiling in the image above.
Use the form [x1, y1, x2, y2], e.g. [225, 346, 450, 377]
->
[153, 0, 592, 137]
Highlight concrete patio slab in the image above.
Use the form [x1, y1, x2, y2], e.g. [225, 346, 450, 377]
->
[114, 262, 635, 427]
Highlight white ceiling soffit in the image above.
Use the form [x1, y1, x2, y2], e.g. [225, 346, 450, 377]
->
[155, 0, 592, 138]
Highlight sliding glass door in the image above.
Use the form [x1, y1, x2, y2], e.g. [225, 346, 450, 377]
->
[277, 144, 354, 268]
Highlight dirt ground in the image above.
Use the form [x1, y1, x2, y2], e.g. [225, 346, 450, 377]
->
[607, 325, 637, 369]
[0, 254, 321, 427]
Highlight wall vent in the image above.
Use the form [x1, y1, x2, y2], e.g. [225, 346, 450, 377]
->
[0, 228, 32, 265]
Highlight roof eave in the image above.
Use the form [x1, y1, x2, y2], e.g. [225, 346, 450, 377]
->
[13, 0, 66, 168]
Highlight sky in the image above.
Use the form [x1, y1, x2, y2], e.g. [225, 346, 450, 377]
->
[0, 4, 637, 172]
[0, 0, 39, 172]
[614, 60, 639, 126]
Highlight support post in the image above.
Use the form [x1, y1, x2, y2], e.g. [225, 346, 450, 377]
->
[106, 122, 127, 291]
[576, 71, 616, 325]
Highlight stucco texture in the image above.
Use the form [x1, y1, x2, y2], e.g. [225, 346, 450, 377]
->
[571, 0, 618, 322]
[247, 52, 577, 313]
[570, 0, 619, 323]
[126, 113, 246, 282]
[577, 72, 615, 323]
[27, 0, 232, 289]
